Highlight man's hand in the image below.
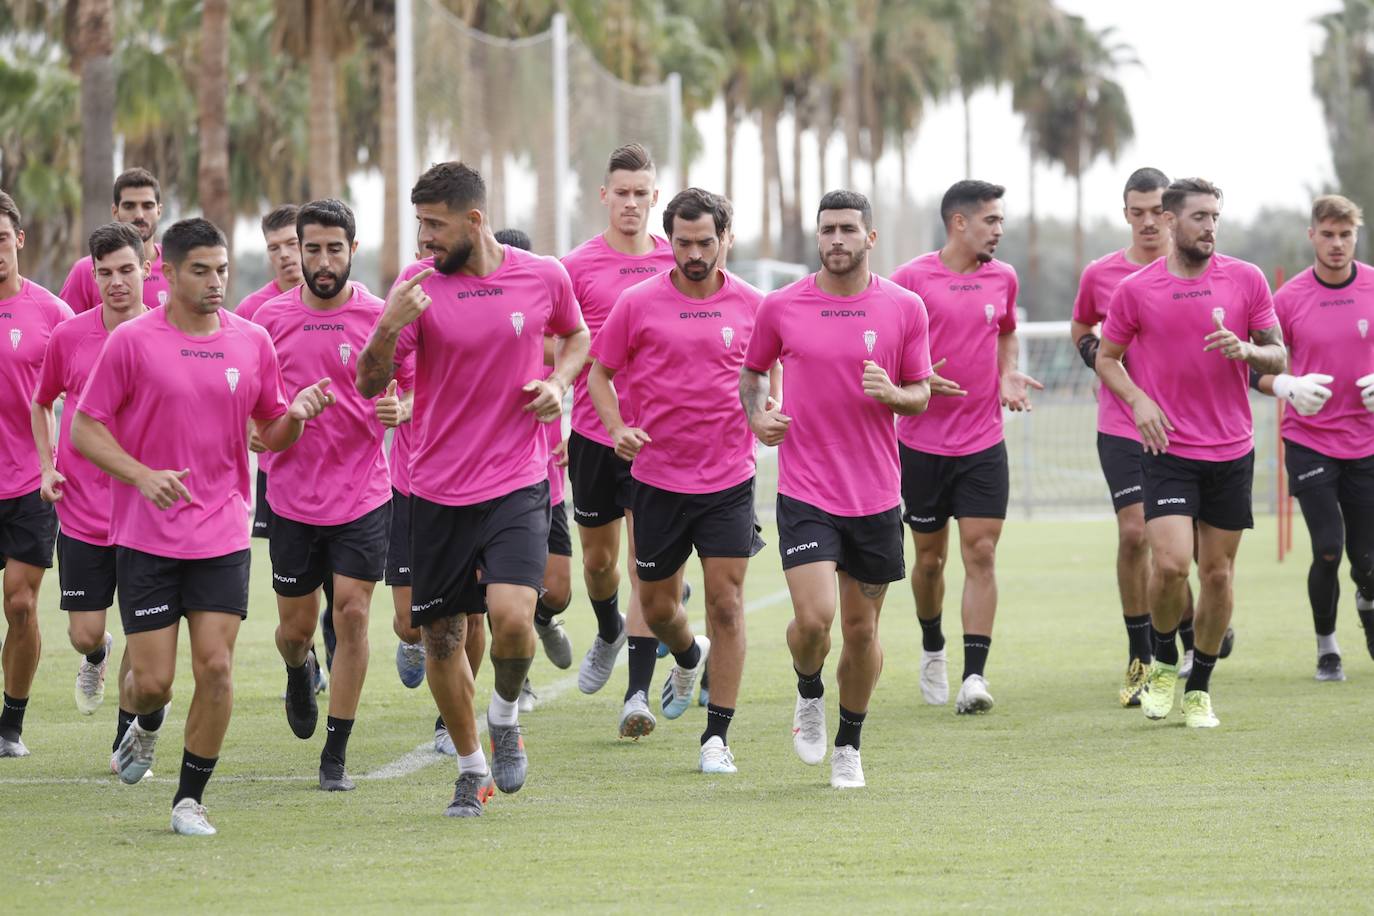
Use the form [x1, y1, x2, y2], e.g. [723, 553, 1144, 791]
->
[861, 360, 899, 406]
[40, 468, 65, 503]
[137, 468, 193, 510]
[1272, 372, 1334, 417]
[1203, 311, 1250, 361]
[522, 376, 565, 423]
[375, 379, 404, 428]
[610, 425, 651, 461]
[929, 358, 967, 397]
[552, 437, 568, 469]
[290, 378, 335, 421]
[1132, 396, 1175, 455]
[1000, 368, 1044, 412]
[381, 267, 434, 331]
[750, 396, 791, 446]
[1358, 373, 1374, 413]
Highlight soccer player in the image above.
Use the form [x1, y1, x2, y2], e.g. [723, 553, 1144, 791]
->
[255, 199, 394, 790]
[60, 168, 170, 312]
[357, 162, 588, 817]
[1253, 194, 1374, 680]
[1097, 178, 1285, 728]
[742, 190, 933, 788]
[589, 188, 766, 772]
[891, 180, 1040, 714]
[72, 217, 334, 834]
[0, 190, 73, 758]
[234, 205, 304, 318]
[561, 144, 679, 713]
[32, 224, 148, 767]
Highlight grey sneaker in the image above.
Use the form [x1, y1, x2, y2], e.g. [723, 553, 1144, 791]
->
[518, 678, 537, 713]
[487, 714, 527, 794]
[284, 654, 319, 739]
[660, 636, 710, 719]
[1315, 652, 1346, 682]
[75, 632, 113, 715]
[115, 720, 158, 785]
[577, 618, 626, 694]
[434, 722, 456, 756]
[618, 690, 656, 739]
[0, 734, 30, 758]
[318, 756, 355, 791]
[171, 798, 216, 836]
[444, 771, 491, 817]
[534, 617, 573, 669]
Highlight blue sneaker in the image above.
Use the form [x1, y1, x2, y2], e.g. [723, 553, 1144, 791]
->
[657, 581, 693, 659]
[698, 662, 710, 707]
[660, 636, 710, 720]
[310, 647, 328, 695]
[320, 607, 337, 673]
[396, 640, 426, 689]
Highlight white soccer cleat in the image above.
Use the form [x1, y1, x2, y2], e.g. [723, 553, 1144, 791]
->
[74, 632, 113, 715]
[110, 751, 154, 781]
[618, 690, 656, 740]
[0, 734, 30, 757]
[114, 720, 159, 785]
[433, 722, 457, 756]
[830, 745, 865, 789]
[920, 648, 949, 705]
[1178, 649, 1194, 679]
[171, 798, 217, 836]
[518, 677, 537, 713]
[791, 693, 826, 765]
[577, 619, 627, 694]
[698, 735, 737, 775]
[955, 674, 995, 714]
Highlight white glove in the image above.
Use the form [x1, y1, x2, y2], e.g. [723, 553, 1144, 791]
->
[1272, 373, 1334, 417]
[1357, 373, 1374, 413]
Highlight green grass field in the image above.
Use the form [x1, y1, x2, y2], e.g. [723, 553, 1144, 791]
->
[4, 516, 1374, 912]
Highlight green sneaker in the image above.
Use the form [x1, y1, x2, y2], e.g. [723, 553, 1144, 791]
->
[1182, 690, 1219, 728]
[1119, 657, 1147, 708]
[1140, 660, 1178, 720]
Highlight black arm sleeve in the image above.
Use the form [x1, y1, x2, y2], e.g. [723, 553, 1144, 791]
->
[1076, 333, 1100, 371]
[1249, 367, 1263, 392]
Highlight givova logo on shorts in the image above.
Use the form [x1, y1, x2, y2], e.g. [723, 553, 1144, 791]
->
[785, 541, 820, 556]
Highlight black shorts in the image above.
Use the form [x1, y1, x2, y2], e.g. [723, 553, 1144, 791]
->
[385, 488, 412, 587]
[115, 547, 251, 634]
[1097, 433, 1146, 512]
[568, 431, 634, 527]
[776, 494, 904, 584]
[631, 478, 765, 582]
[268, 501, 391, 597]
[409, 482, 550, 626]
[1141, 450, 1254, 530]
[57, 532, 116, 611]
[0, 488, 57, 569]
[548, 500, 572, 557]
[252, 469, 274, 539]
[1284, 439, 1374, 504]
[899, 441, 1010, 533]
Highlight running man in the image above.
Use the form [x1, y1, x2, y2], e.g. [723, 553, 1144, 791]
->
[742, 189, 932, 788]
[60, 168, 170, 312]
[235, 204, 304, 318]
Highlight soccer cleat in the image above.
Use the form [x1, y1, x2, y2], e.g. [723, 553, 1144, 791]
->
[519, 678, 537, 714]
[1315, 652, 1346, 682]
[618, 690, 656, 739]
[792, 694, 826, 765]
[1182, 690, 1220, 728]
[1178, 649, 1194, 680]
[1119, 658, 1148, 708]
[955, 674, 994, 714]
[577, 616, 626, 694]
[444, 772, 490, 817]
[698, 685, 710, 708]
[115, 720, 158, 785]
[920, 648, 949, 706]
[830, 745, 865, 789]
[1219, 627, 1236, 659]
[660, 636, 710, 719]
[699, 735, 737, 774]
[284, 655, 320, 739]
[1140, 660, 1179, 720]
[319, 756, 355, 791]
[310, 647, 328, 695]
[0, 734, 30, 758]
[171, 798, 217, 836]
[487, 715, 527, 794]
[74, 632, 113, 715]
[395, 640, 426, 689]
[534, 617, 573, 670]
[434, 722, 456, 756]
[110, 751, 153, 781]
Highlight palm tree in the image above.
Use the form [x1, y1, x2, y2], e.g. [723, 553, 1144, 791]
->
[66, 0, 115, 239]
[198, 0, 232, 241]
[1313, 1, 1374, 259]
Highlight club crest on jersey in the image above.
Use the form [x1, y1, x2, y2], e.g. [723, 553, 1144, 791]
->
[8, 329, 19, 350]
[984, 303, 995, 323]
[511, 312, 525, 336]
[863, 329, 877, 354]
[339, 343, 352, 365]
[225, 367, 240, 392]
[721, 326, 734, 348]
[158, 291, 168, 307]
[1360, 319, 1369, 339]
[1212, 307, 1225, 326]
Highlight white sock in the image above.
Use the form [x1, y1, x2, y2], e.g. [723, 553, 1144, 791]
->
[488, 693, 519, 727]
[458, 749, 487, 776]
[1317, 632, 1340, 656]
[1358, 594, 1374, 612]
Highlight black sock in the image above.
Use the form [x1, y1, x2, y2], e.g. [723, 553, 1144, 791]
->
[919, 614, 945, 652]
[1179, 619, 1195, 653]
[701, 704, 734, 745]
[623, 636, 658, 701]
[434, 714, 446, 732]
[795, 665, 824, 699]
[1314, 609, 1338, 638]
[136, 706, 165, 732]
[534, 595, 563, 628]
[0, 693, 28, 740]
[590, 594, 623, 643]
[1124, 614, 1153, 663]
[85, 644, 107, 666]
[174, 749, 218, 805]
[1152, 624, 1180, 665]
[835, 704, 866, 750]
[1185, 649, 1218, 693]
[114, 708, 135, 753]
[962, 635, 992, 680]
[322, 716, 353, 766]
[671, 639, 702, 670]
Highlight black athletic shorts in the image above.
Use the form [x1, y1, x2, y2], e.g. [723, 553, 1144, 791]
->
[252, 468, 273, 539]
[631, 478, 765, 582]
[899, 441, 1010, 533]
[0, 488, 57, 569]
[57, 532, 116, 611]
[385, 488, 412, 587]
[1141, 450, 1254, 530]
[548, 500, 572, 558]
[1284, 439, 1374, 504]
[568, 431, 634, 527]
[115, 547, 251, 634]
[1097, 432, 1146, 512]
[409, 481, 550, 626]
[268, 501, 391, 597]
[776, 493, 904, 584]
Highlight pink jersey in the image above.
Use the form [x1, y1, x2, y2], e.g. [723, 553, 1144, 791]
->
[1073, 249, 1154, 440]
[254, 285, 394, 525]
[393, 248, 584, 506]
[593, 270, 764, 494]
[544, 416, 565, 505]
[32, 308, 127, 543]
[561, 234, 675, 446]
[1, 280, 74, 499]
[60, 244, 169, 314]
[891, 252, 1018, 457]
[1275, 263, 1374, 459]
[744, 273, 932, 516]
[235, 280, 293, 322]
[1102, 254, 1279, 461]
[76, 308, 289, 559]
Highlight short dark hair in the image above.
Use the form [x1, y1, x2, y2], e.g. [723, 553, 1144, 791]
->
[88, 222, 145, 262]
[940, 180, 1005, 227]
[494, 228, 532, 251]
[0, 190, 20, 232]
[261, 204, 299, 236]
[607, 142, 654, 177]
[817, 189, 872, 230]
[297, 198, 356, 244]
[161, 218, 228, 266]
[411, 161, 486, 212]
[1162, 177, 1223, 215]
[1122, 167, 1169, 203]
[663, 188, 732, 237]
[112, 167, 161, 205]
